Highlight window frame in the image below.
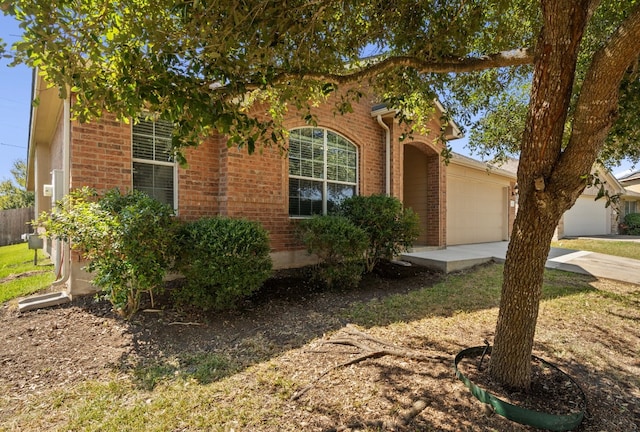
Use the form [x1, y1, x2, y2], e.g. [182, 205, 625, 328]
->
[288, 127, 359, 218]
[131, 116, 178, 211]
[624, 200, 638, 216]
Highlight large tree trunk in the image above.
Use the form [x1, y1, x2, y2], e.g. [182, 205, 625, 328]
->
[489, 0, 593, 390]
[489, 0, 640, 390]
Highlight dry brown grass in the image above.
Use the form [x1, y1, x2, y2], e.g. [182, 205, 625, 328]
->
[1, 263, 638, 431]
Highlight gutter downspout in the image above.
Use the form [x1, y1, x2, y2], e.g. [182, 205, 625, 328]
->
[376, 115, 391, 196]
[51, 90, 71, 290]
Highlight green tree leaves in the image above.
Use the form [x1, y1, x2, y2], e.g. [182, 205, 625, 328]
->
[0, 159, 34, 210]
[4, 0, 540, 160]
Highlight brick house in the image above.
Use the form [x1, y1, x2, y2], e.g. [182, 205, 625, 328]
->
[27, 73, 516, 295]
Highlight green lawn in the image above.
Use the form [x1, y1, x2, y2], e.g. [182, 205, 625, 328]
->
[551, 238, 640, 260]
[0, 243, 55, 303]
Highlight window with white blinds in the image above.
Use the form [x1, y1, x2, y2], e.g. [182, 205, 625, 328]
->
[288, 127, 358, 217]
[132, 116, 177, 208]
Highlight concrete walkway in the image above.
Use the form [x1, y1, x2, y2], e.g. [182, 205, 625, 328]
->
[401, 239, 640, 285]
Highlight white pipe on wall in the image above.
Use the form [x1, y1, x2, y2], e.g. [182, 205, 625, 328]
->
[51, 92, 71, 289]
[376, 115, 391, 196]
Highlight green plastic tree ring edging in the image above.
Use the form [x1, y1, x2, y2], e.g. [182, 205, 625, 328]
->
[454, 346, 586, 431]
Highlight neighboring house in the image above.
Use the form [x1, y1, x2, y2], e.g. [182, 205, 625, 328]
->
[619, 170, 640, 193]
[556, 167, 626, 238]
[27, 72, 518, 295]
[477, 157, 628, 239]
[618, 170, 640, 218]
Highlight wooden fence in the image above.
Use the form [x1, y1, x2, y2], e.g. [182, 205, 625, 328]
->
[0, 207, 35, 247]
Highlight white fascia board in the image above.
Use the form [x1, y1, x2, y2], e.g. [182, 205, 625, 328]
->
[450, 153, 517, 180]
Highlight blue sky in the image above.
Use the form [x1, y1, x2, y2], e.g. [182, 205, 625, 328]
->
[0, 13, 633, 184]
[0, 14, 31, 183]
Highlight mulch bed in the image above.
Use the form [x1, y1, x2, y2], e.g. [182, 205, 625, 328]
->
[1, 261, 639, 431]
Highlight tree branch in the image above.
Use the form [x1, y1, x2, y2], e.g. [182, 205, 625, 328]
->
[555, 2, 640, 189]
[317, 49, 535, 83]
[291, 325, 448, 401]
[208, 48, 534, 92]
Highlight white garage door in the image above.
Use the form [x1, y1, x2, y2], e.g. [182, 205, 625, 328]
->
[563, 196, 611, 236]
[447, 175, 509, 245]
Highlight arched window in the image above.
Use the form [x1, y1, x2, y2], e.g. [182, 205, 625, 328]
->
[288, 127, 358, 217]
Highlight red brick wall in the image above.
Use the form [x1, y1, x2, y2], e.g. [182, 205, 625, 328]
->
[178, 135, 224, 219]
[427, 154, 446, 246]
[64, 89, 449, 254]
[220, 145, 289, 249]
[69, 114, 132, 192]
[219, 89, 388, 251]
[395, 116, 447, 247]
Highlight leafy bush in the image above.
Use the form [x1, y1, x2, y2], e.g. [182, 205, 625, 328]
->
[173, 217, 272, 310]
[623, 212, 640, 235]
[336, 195, 420, 272]
[37, 188, 177, 318]
[298, 215, 368, 289]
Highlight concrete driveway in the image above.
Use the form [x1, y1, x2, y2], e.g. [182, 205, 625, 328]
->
[402, 238, 640, 285]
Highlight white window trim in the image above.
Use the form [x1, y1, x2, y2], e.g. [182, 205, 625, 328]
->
[288, 127, 359, 218]
[624, 199, 638, 216]
[131, 117, 179, 211]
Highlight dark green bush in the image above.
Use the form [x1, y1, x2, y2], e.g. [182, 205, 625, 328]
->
[298, 215, 368, 289]
[336, 194, 420, 272]
[38, 188, 177, 318]
[173, 217, 272, 310]
[623, 212, 640, 235]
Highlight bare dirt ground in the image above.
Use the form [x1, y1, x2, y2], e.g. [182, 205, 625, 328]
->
[1, 263, 638, 431]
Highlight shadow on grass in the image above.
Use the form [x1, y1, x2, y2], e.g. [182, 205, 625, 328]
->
[533, 340, 640, 431]
[8, 258, 640, 432]
[343, 264, 598, 328]
[307, 355, 538, 432]
[132, 351, 241, 390]
[110, 262, 599, 390]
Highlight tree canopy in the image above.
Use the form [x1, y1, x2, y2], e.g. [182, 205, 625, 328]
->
[5, 1, 637, 166]
[3, 0, 540, 158]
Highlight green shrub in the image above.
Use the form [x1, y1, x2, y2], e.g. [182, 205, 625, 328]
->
[37, 188, 177, 318]
[173, 217, 272, 310]
[623, 212, 640, 235]
[336, 195, 420, 272]
[298, 215, 368, 289]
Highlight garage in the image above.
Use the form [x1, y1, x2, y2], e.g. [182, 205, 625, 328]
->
[446, 160, 514, 245]
[563, 195, 611, 236]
